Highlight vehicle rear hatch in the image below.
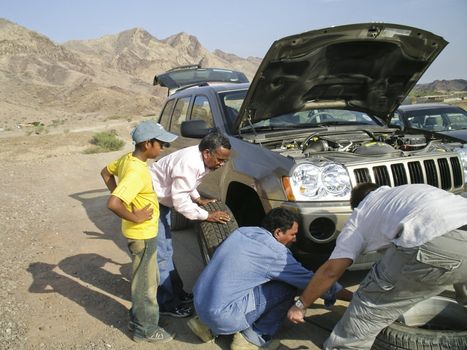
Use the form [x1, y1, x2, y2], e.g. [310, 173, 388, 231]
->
[153, 65, 249, 95]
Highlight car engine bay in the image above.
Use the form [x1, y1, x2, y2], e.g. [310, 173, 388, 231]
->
[257, 129, 455, 159]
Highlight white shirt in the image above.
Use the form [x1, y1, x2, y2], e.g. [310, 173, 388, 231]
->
[150, 146, 210, 220]
[330, 184, 467, 262]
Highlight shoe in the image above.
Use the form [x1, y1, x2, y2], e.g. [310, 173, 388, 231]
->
[187, 316, 215, 343]
[230, 332, 280, 350]
[160, 304, 193, 318]
[133, 326, 174, 343]
[179, 292, 194, 304]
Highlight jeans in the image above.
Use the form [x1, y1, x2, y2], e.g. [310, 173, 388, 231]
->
[127, 238, 160, 338]
[324, 229, 467, 350]
[156, 205, 185, 309]
[241, 281, 296, 346]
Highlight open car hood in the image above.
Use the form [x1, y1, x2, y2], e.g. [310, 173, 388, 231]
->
[234, 23, 447, 130]
[153, 65, 249, 95]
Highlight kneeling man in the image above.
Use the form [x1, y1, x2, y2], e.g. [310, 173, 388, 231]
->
[190, 207, 352, 350]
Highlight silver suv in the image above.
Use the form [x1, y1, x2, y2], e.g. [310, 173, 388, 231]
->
[154, 23, 467, 269]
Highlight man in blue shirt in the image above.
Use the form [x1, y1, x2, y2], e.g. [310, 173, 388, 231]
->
[189, 208, 352, 350]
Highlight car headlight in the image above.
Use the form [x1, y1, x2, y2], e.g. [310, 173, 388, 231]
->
[454, 145, 467, 183]
[284, 162, 351, 201]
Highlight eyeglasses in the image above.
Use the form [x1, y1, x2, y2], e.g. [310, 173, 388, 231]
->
[210, 151, 228, 164]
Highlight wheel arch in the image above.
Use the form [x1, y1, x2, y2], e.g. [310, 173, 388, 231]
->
[225, 181, 267, 227]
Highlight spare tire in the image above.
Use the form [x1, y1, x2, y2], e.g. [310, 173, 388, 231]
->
[196, 201, 238, 265]
[372, 296, 467, 350]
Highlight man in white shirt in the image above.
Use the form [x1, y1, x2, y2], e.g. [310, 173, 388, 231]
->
[150, 131, 232, 317]
[287, 183, 467, 349]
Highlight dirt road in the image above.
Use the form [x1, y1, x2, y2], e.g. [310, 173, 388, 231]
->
[0, 127, 357, 350]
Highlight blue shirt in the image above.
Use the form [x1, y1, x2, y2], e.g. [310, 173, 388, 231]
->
[193, 226, 342, 333]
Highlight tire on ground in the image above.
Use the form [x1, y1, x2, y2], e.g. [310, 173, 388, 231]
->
[372, 296, 467, 350]
[170, 209, 191, 230]
[196, 201, 238, 265]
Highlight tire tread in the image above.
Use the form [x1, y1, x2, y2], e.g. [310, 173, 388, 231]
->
[372, 321, 467, 350]
[196, 202, 238, 264]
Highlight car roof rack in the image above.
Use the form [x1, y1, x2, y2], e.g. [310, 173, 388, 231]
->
[172, 82, 209, 95]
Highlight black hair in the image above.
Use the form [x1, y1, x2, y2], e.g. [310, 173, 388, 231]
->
[350, 182, 380, 209]
[199, 130, 231, 152]
[261, 207, 300, 234]
[134, 138, 159, 150]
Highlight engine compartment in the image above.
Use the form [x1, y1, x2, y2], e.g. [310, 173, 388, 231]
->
[262, 129, 450, 158]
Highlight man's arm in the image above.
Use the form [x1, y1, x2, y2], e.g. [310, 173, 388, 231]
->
[287, 258, 352, 324]
[192, 197, 231, 223]
[101, 167, 117, 192]
[169, 174, 228, 223]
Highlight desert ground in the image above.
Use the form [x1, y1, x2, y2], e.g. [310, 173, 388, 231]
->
[0, 121, 367, 350]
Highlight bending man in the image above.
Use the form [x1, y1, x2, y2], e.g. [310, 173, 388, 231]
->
[288, 183, 467, 349]
[150, 131, 232, 317]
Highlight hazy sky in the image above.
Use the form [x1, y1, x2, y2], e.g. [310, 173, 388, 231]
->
[2, 0, 466, 83]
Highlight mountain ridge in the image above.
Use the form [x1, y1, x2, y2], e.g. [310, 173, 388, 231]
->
[413, 79, 467, 93]
[0, 17, 464, 133]
[0, 18, 261, 131]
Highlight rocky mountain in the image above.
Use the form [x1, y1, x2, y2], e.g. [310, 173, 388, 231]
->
[413, 79, 467, 93]
[0, 18, 261, 131]
[0, 18, 464, 133]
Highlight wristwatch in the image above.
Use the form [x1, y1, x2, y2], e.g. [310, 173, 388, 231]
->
[294, 297, 306, 310]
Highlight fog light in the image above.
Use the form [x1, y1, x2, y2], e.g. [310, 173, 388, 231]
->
[309, 218, 336, 242]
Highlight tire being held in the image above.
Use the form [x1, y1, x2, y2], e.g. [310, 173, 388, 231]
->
[196, 201, 238, 265]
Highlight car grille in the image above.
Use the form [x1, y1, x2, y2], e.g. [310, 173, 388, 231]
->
[350, 155, 464, 191]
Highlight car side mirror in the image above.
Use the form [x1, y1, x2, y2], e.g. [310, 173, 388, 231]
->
[181, 120, 212, 138]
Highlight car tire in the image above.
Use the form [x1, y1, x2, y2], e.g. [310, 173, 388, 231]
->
[196, 202, 238, 265]
[170, 209, 191, 230]
[372, 296, 467, 350]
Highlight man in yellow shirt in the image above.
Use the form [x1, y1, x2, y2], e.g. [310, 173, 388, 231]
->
[100, 120, 177, 343]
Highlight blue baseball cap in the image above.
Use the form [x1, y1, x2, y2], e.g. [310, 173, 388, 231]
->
[130, 120, 177, 144]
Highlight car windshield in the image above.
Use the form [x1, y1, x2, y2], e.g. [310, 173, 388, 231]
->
[245, 109, 379, 130]
[219, 90, 247, 130]
[219, 91, 380, 133]
[401, 106, 467, 132]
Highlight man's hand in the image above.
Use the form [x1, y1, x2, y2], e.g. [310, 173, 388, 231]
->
[132, 204, 153, 223]
[287, 305, 306, 324]
[286, 258, 353, 325]
[206, 210, 230, 224]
